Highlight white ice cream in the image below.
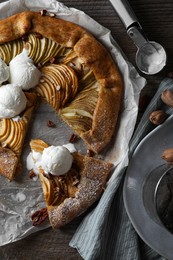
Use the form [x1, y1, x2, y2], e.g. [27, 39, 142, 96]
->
[26, 145, 73, 176]
[26, 151, 42, 175]
[0, 84, 27, 118]
[63, 143, 77, 153]
[41, 146, 73, 176]
[9, 49, 41, 90]
[0, 58, 9, 85]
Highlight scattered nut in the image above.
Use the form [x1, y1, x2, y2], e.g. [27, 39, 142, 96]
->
[149, 110, 167, 125]
[29, 170, 37, 179]
[162, 148, 173, 163]
[34, 32, 43, 39]
[161, 89, 173, 107]
[50, 57, 56, 64]
[31, 208, 48, 226]
[47, 120, 55, 127]
[37, 63, 43, 68]
[40, 9, 47, 16]
[69, 133, 78, 143]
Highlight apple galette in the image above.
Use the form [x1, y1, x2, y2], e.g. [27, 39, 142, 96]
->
[0, 11, 123, 181]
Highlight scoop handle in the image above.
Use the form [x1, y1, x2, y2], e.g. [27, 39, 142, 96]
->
[109, 0, 138, 29]
[109, 0, 149, 48]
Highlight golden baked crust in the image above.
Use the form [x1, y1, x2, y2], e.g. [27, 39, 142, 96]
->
[0, 93, 37, 180]
[0, 147, 18, 180]
[30, 139, 112, 228]
[0, 11, 123, 153]
[48, 153, 112, 228]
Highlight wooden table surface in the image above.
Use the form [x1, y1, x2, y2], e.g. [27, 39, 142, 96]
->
[1, 0, 173, 259]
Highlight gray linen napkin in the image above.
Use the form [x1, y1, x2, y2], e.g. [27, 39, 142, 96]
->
[70, 77, 173, 260]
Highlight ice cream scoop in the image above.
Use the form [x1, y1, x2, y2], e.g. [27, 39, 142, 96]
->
[27, 145, 73, 176]
[9, 49, 41, 90]
[109, 0, 166, 75]
[0, 84, 27, 118]
[41, 146, 73, 176]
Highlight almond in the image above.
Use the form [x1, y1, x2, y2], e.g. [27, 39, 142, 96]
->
[161, 89, 173, 107]
[149, 110, 167, 125]
[162, 148, 173, 163]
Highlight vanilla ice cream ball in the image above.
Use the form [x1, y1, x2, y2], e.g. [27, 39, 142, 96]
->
[0, 58, 9, 85]
[41, 146, 73, 176]
[0, 84, 27, 118]
[26, 151, 42, 175]
[9, 49, 41, 90]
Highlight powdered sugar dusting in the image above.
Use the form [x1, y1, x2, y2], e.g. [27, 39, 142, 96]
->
[48, 155, 112, 228]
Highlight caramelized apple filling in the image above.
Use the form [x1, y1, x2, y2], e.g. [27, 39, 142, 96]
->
[29, 139, 80, 206]
[36, 64, 79, 110]
[60, 80, 98, 133]
[39, 167, 80, 206]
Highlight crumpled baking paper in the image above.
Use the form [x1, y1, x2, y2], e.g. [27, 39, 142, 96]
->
[0, 0, 146, 246]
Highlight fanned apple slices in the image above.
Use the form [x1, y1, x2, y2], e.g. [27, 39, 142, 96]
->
[0, 33, 71, 65]
[36, 64, 79, 110]
[0, 39, 23, 64]
[26, 34, 72, 66]
[60, 84, 99, 133]
[29, 139, 112, 228]
[0, 93, 37, 180]
[35, 49, 99, 139]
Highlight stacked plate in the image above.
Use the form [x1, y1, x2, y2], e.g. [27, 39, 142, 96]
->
[124, 115, 173, 259]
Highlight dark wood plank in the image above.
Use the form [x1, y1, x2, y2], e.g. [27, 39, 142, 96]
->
[0, 0, 173, 259]
[0, 218, 84, 260]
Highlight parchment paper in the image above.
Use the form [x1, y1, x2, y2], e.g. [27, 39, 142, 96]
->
[0, 0, 146, 246]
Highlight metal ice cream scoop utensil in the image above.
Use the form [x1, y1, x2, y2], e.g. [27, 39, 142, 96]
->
[109, 0, 167, 75]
